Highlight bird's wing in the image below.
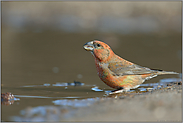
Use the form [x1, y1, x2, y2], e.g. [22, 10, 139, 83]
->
[108, 62, 158, 76]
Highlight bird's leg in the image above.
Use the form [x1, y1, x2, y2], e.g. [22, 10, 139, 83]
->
[110, 87, 124, 94]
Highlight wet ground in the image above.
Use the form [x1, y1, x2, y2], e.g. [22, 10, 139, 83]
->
[2, 79, 182, 122]
[1, 31, 182, 121]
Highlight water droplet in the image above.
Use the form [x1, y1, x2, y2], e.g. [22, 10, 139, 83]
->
[52, 67, 59, 73]
[77, 74, 83, 79]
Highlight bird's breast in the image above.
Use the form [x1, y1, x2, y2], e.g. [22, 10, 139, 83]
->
[94, 61, 127, 89]
[95, 62, 113, 81]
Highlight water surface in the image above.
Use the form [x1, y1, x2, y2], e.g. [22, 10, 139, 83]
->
[2, 31, 181, 121]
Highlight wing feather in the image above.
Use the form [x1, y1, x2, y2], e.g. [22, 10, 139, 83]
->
[108, 62, 157, 76]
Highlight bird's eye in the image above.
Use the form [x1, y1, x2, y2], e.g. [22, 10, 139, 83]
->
[97, 43, 101, 47]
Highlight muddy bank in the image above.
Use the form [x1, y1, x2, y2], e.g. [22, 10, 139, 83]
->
[66, 84, 181, 122]
[10, 82, 182, 122]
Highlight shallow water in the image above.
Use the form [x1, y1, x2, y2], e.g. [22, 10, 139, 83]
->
[2, 77, 182, 121]
[2, 31, 181, 121]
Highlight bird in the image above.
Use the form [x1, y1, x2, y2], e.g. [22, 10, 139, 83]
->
[83, 40, 178, 93]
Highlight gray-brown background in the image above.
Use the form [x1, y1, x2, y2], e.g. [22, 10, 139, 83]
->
[2, 1, 181, 121]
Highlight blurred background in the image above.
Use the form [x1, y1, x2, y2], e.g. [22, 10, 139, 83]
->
[2, 1, 181, 86]
[1, 1, 182, 121]
[2, 2, 181, 86]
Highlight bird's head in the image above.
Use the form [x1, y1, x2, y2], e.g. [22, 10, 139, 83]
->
[83, 40, 114, 62]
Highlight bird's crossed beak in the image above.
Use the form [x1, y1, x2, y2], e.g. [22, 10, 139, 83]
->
[83, 41, 94, 51]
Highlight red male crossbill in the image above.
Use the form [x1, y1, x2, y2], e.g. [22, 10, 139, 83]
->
[83, 40, 178, 93]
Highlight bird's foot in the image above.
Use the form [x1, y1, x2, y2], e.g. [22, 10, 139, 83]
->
[109, 90, 124, 94]
[109, 87, 125, 94]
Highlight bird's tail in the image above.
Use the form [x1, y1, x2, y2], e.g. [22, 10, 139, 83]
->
[157, 71, 179, 75]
